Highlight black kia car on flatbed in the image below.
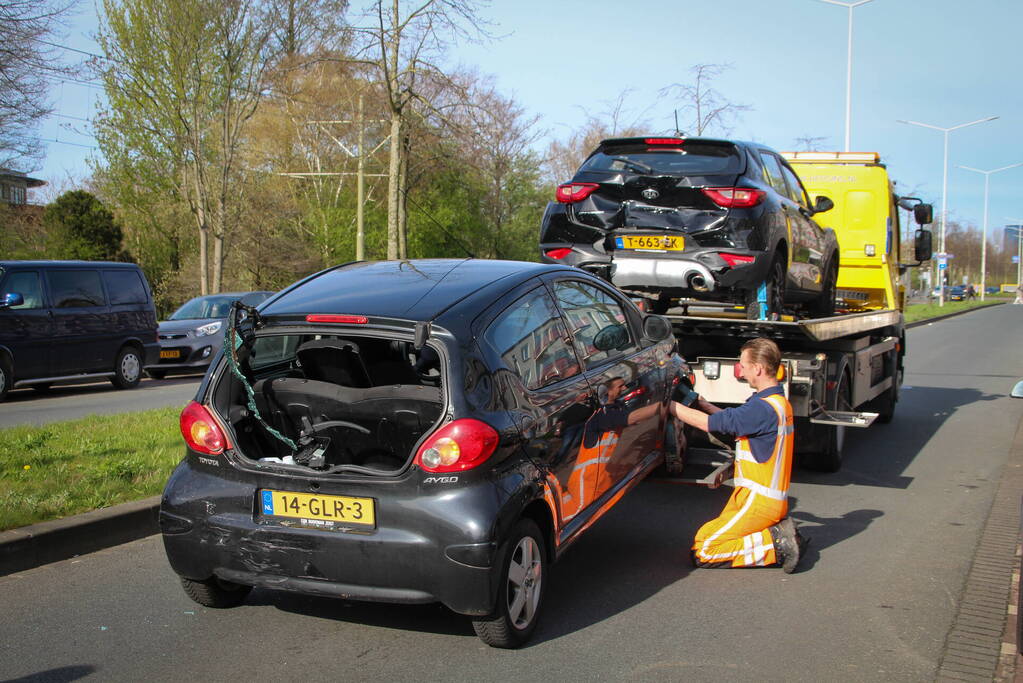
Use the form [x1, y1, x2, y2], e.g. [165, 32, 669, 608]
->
[161, 259, 689, 647]
[539, 136, 840, 319]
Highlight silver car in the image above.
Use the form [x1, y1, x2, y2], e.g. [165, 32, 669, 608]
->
[146, 291, 273, 378]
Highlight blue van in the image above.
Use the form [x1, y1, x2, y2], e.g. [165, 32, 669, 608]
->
[0, 260, 160, 401]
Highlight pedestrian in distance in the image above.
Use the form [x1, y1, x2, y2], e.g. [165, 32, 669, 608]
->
[966, 284, 976, 301]
[670, 337, 806, 572]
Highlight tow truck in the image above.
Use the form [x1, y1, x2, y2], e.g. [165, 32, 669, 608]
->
[665, 151, 934, 480]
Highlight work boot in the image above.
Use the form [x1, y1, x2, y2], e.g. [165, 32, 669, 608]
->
[769, 517, 802, 574]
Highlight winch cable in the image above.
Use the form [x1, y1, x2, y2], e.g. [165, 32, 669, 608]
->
[224, 301, 297, 452]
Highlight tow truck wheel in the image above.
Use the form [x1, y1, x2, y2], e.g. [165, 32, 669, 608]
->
[472, 518, 546, 648]
[804, 370, 851, 472]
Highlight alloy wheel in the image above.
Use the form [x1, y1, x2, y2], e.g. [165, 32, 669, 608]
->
[506, 535, 543, 630]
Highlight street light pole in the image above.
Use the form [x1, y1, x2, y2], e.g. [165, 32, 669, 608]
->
[820, 0, 876, 152]
[1008, 218, 1023, 291]
[958, 163, 1023, 300]
[897, 116, 999, 306]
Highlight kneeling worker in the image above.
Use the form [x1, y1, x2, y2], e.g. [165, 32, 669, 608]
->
[671, 337, 806, 572]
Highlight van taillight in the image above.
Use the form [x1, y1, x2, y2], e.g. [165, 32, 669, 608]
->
[180, 401, 228, 455]
[414, 419, 499, 473]
[556, 182, 599, 203]
[702, 187, 765, 208]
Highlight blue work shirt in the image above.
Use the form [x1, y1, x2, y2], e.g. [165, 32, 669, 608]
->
[707, 385, 786, 464]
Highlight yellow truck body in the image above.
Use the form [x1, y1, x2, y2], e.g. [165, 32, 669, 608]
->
[781, 152, 903, 312]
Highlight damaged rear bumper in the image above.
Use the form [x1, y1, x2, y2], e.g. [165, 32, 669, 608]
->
[160, 460, 504, 616]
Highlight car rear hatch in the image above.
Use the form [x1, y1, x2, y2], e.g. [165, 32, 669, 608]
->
[567, 137, 745, 235]
[206, 313, 446, 478]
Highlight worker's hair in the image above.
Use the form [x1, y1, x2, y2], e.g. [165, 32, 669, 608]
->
[740, 338, 781, 374]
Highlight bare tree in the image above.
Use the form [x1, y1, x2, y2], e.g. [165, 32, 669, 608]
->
[660, 63, 751, 136]
[0, 0, 77, 168]
[793, 135, 829, 151]
[348, 0, 489, 259]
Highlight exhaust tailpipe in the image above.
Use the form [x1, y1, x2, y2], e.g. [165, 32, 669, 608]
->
[688, 273, 710, 292]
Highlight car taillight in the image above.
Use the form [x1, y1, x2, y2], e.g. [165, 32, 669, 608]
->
[644, 137, 684, 146]
[545, 247, 573, 260]
[306, 314, 368, 324]
[702, 187, 765, 208]
[719, 253, 756, 268]
[556, 182, 600, 203]
[414, 418, 499, 473]
[180, 401, 228, 455]
[621, 386, 647, 402]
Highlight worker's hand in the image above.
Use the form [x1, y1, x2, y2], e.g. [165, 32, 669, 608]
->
[672, 380, 699, 407]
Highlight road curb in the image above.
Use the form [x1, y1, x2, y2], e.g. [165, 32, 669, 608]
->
[906, 301, 1006, 329]
[936, 409, 1023, 681]
[0, 496, 160, 577]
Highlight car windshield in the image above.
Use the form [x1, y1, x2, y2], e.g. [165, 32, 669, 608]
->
[580, 142, 742, 176]
[169, 295, 238, 320]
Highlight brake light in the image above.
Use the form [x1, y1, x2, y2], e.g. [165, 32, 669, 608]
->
[306, 314, 368, 324]
[719, 253, 756, 268]
[414, 418, 499, 473]
[644, 137, 684, 146]
[545, 248, 573, 260]
[180, 401, 228, 455]
[556, 182, 599, 203]
[702, 187, 765, 208]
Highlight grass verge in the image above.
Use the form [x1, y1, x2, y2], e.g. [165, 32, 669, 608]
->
[904, 298, 1006, 324]
[0, 406, 182, 531]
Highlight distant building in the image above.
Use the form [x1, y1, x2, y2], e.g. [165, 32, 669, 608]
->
[1006, 225, 1023, 252]
[0, 169, 45, 205]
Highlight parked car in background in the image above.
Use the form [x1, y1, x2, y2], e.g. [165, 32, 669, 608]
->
[0, 260, 159, 401]
[146, 291, 274, 378]
[160, 259, 687, 648]
[948, 285, 966, 301]
[539, 136, 839, 319]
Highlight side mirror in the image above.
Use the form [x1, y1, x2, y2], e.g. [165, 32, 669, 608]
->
[642, 315, 672, 342]
[914, 229, 933, 262]
[0, 292, 24, 309]
[813, 195, 834, 214]
[1012, 380, 1023, 399]
[914, 203, 933, 225]
[593, 323, 631, 351]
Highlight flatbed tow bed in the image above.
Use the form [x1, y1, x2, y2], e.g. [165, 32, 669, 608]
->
[661, 307, 904, 479]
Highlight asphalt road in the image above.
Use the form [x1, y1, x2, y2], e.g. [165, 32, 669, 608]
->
[1, 305, 1022, 682]
[0, 375, 201, 428]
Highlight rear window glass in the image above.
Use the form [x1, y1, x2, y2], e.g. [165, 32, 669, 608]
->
[579, 142, 742, 176]
[103, 269, 149, 305]
[48, 270, 106, 308]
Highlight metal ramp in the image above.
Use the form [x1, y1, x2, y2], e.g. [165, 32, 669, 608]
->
[653, 447, 735, 488]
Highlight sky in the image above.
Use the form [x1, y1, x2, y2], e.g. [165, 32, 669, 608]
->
[31, 0, 1023, 247]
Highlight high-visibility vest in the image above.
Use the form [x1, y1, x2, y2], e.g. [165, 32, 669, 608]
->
[731, 393, 794, 503]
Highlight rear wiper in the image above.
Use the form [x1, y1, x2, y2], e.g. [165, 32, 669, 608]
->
[611, 156, 654, 174]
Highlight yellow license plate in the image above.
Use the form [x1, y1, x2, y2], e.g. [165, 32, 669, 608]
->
[259, 489, 376, 529]
[160, 349, 180, 359]
[617, 235, 684, 251]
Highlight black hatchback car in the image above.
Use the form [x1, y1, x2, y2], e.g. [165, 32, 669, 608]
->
[161, 259, 688, 647]
[539, 137, 840, 319]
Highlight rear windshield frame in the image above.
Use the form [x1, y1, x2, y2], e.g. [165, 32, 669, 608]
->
[581, 141, 744, 176]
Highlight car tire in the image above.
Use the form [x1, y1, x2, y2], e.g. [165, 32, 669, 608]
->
[110, 346, 143, 389]
[146, 369, 167, 380]
[745, 254, 785, 321]
[472, 518, 547, 648]
[803, 369, 851, 473]
[0, 358, 11, 402]
[807, 257, 838, 318]
[180, 576, 252, 608]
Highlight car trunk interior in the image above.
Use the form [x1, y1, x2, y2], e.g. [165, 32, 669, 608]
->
[212, 332, 445, 474]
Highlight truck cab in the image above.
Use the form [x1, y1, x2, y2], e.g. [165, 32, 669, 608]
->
[780, 151, 933, 312]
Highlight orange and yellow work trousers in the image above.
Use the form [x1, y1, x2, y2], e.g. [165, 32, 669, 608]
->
[692, 393, 794, 568]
